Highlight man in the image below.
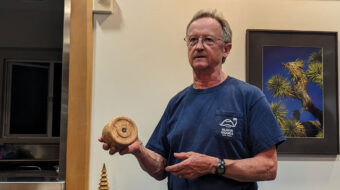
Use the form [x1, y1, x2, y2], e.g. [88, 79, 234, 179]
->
[99, 9, 285, 190]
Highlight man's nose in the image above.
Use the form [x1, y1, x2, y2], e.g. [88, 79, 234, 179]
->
[194, 38, 204, 49]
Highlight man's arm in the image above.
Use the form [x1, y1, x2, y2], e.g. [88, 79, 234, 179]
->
[132, 141, 168, 180]
[223, 146, 277, 182]
[99, 137, 167, 180]
[165, 146, 278, 182]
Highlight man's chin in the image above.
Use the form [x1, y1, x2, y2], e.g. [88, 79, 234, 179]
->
[191, 64, 210, 71]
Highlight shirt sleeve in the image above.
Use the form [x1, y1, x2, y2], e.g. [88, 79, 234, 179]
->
[145, 106, 171, 159]
[247, 95, 286, 156]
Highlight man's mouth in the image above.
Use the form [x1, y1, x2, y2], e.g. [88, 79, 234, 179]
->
[194, 55, 206, 59]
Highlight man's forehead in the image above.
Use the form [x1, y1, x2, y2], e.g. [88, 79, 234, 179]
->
[188, 17, 222, 35]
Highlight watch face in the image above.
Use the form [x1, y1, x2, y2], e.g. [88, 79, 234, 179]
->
[217, 165, 225, 174]
[216, 159, 225, 175]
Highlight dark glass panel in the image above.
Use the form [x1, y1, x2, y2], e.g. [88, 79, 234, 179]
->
[9, 64, 48, 134]
[52, 63, 61, 137]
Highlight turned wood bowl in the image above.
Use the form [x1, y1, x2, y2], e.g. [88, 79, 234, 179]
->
[102, 116, 138, 148]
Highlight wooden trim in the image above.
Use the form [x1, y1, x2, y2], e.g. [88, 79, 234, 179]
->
[66, 0, 93, 189]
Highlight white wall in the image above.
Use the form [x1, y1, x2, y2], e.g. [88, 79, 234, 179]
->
[90, 0, 340, 189]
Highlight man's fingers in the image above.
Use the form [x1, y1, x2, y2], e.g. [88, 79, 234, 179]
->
[165, 161, 185, 172]
[174, 152, 190, 159]
[119, 147, 130, 155]
[166, 167, 189, 179]
[100, 137, 141, 156]
[165, 165, 172, 172]
[165, 164, 177, 172]
[166, 152, 192, 172]
[102, 143, 110, 150]
[109, 146, 117, 155]
[166, 165, 181, 173]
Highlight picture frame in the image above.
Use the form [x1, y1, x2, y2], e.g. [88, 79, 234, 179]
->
[246, 29, 339, 154]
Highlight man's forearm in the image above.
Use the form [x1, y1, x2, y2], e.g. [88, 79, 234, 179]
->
[133, 144, 167, 180]
[222, 146, 278, 182]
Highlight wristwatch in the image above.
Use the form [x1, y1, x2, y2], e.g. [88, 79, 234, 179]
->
[215, 158, 226, 175]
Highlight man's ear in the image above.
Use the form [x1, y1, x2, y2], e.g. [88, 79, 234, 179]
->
[223, 43, 232, 55]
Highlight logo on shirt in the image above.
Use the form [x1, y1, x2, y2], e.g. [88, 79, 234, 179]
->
[219, 118, 237, 137]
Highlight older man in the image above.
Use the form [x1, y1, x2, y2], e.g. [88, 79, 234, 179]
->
[100, 9, 285, 190]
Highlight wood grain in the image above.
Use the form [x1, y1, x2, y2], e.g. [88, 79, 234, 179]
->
[66, 0, 93, 189]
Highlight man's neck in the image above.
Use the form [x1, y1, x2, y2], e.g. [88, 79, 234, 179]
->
[193, 70, 227, 89]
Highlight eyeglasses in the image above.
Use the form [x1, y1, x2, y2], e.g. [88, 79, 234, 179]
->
[184, 35, 226, 47]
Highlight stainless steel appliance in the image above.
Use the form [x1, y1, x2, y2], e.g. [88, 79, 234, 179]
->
[0, 0, 70, 188]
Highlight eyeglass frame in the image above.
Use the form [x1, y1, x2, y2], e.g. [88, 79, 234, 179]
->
[184, 35, 227, 47]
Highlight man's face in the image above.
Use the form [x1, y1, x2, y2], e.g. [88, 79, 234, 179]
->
[186, 17, 231, 72]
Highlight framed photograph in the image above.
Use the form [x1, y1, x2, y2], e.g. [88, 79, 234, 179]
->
[246, 30, 339, 154]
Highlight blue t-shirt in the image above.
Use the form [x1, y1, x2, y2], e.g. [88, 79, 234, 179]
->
[146, 76, 285, 190]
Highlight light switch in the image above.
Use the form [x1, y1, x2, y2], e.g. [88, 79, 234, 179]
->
[93, 0, 113, 14]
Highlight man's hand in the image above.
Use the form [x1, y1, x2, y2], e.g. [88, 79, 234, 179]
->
[165, 152, 218, 179]
[98, 137, 142, 155]
[99, 136, 167, 180]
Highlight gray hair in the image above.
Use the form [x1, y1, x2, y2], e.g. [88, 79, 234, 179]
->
[186, 9, 232, 44]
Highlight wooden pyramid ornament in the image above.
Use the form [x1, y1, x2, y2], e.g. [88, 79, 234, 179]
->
[99, 163, 109, 190]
